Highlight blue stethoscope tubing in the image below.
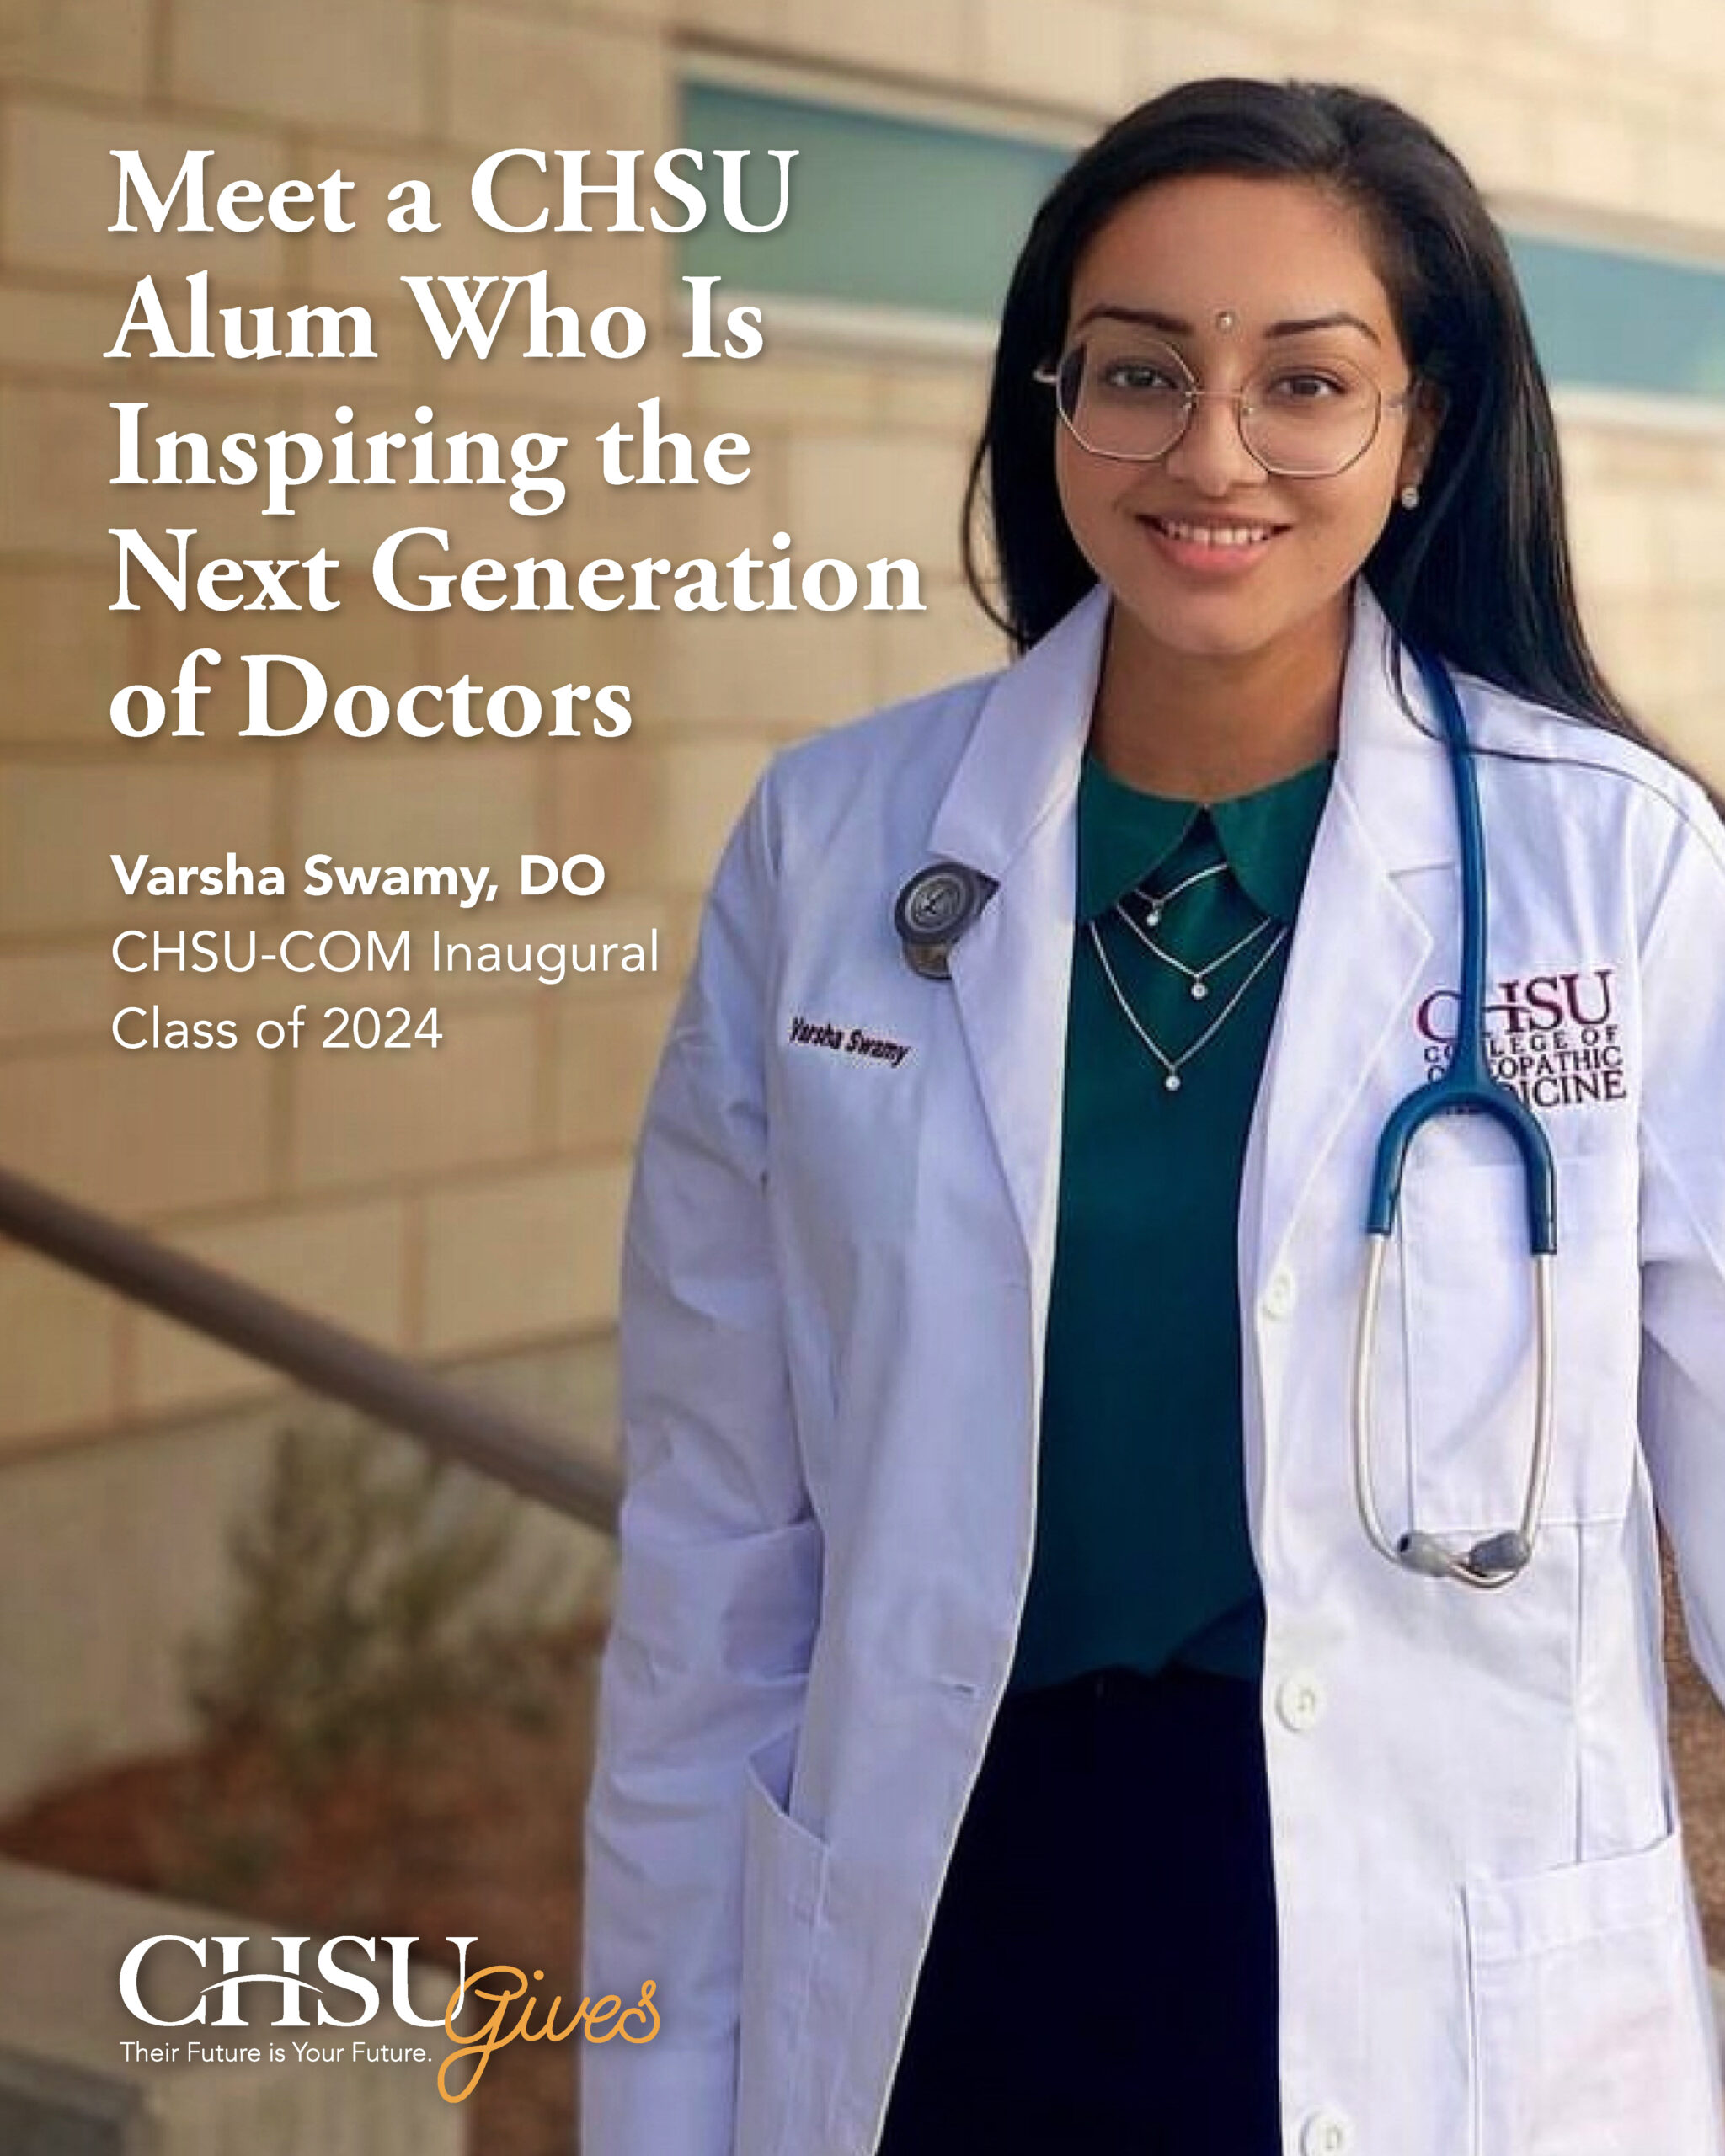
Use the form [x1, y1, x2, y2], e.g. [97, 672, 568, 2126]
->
[1350, 647, 1559, 1588]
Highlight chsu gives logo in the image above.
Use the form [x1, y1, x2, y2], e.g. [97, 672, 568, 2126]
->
[117, 1932, 659, 2105]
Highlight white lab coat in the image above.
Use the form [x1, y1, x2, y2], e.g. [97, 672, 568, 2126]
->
[580, 577, 1725, 2156]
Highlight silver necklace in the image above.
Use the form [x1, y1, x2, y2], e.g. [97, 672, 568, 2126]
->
[1139, 858, 1228, 926]
[1087, 915, 1290, 1091]
[1112, 899, 1279, 1001]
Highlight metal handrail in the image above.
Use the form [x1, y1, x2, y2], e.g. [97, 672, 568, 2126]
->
[0, 1166, 620, 1533]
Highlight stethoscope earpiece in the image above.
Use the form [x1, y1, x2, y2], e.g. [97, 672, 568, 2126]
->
[1396, 1529, 1534, 1588]
[894, 861, 999, 979]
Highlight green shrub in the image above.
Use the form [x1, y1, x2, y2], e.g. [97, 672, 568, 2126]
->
[184, 1417, 569, 1793]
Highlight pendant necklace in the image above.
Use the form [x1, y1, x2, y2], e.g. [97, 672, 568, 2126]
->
[1112, 899, 1279, 1001]
[1087, 915, 1289, 1092]
[1138, 858, 1228, 926]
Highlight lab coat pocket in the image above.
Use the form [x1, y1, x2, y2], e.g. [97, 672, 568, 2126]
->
[1464, 1823, 1718, 2155]
[1400, 1145, 1638, 1532]
[735, 1742, 831, 2156]
[1400, 1154, 1542, 1534]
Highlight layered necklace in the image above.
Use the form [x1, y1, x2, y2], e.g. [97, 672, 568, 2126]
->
[1086, 851, 1288, 1093]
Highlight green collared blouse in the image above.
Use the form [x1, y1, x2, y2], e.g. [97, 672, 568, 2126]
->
[1007, 747, 1337, 1692]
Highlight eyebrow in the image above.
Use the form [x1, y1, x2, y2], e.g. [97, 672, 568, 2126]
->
[1071, 303, 1382, 345]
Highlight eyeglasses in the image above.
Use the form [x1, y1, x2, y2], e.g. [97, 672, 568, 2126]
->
[1033, 328, 1419, 478]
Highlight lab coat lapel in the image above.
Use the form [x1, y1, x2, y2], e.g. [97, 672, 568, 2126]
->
[927, 587, 1108, 1276]
[1244, 579, 1455, 1277]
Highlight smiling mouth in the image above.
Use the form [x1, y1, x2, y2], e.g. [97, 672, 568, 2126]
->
[1143, 515, 1286, 547]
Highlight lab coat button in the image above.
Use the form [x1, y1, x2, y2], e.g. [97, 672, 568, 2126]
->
[1275, 1671, 1327, 1732]
[1300, 2105, 1355, 2154]
[1263, 1267, 1297, 1319]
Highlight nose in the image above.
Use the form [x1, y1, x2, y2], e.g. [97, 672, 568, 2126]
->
[1160, 389, 1268, 494]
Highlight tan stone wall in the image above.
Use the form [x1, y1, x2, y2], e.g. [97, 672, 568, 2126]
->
[2, 0, 1722, 1479]
[0, 0, 985, 1464]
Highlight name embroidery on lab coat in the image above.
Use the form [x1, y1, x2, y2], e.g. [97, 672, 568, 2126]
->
[788, 1013, 914, 1070]
[1416, 965, 1627, 1111]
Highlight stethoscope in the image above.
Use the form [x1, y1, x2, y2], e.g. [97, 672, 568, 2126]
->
[893, 646, 1558, 1590]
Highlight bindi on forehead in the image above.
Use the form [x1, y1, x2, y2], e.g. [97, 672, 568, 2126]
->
[1067, 301, 1385, 347]
[1071, 181, 1397, 338]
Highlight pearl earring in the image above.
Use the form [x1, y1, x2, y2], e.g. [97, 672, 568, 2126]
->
[1399, 483, 1421, 510]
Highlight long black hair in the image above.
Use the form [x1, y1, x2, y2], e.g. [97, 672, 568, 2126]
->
[965, 76, 1664, 766]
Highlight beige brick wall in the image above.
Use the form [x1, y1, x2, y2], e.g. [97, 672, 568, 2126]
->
[2, 0, 1722, 1491]
[0, 0, 997, 1483]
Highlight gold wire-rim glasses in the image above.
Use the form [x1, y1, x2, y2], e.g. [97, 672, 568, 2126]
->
[1033, 336, 1423, 479]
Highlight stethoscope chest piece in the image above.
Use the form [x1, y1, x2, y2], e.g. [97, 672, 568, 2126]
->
[894, 861, 998, 979]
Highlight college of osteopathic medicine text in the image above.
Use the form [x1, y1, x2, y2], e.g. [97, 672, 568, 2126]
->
[97, 143, 926, 1054]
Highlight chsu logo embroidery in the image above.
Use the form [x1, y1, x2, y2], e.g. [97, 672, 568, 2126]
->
[788, 1011, 912, 1069]
[1416, 966, 1626, 1108]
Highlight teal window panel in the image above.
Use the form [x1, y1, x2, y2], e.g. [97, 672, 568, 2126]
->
[678, 79, 1070, 320]
[1509, 234, 1725, 399]
[680, 77, 1725, 402]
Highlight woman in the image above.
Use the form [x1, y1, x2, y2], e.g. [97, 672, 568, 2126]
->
[580, 77, 1725, 2156]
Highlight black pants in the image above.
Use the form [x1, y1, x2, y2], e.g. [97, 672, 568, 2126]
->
[876, 1662, 1281, 2155]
